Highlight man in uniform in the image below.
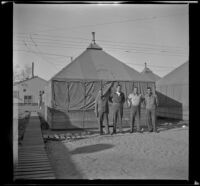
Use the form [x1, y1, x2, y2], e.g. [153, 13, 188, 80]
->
[127, 87, 143, 133]
[94, 89, 110, 135]
[143, 87, 159, 133]
[109, 84, 125, 134]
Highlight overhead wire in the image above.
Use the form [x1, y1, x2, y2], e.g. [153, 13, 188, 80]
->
[15, 36, 186, 54]
[14, 32, 187, 50]
[22, 37, 67, 68]
[14, 46, 179, 71]
[14, 40, 186, 57]
[27, 12, 187, 33]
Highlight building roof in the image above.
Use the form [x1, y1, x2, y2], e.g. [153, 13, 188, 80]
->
[140, 63, 161, 82]
[13, 76, 47, 86]
[51, 42, 153, 82]
[156, 61, 188, 86]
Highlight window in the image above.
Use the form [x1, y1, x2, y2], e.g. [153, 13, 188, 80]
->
[24, 95, 32, 104]
[23, 89, 26, 92]
[13, 91, 19, 98]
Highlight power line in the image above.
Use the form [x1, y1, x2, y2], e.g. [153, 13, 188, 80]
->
[14, 40, 186, 57]
[14, 32, 187, 50]
[15, 39, 87, 48]
[29, 34, 61, 66]
[14, 47, 181, 70]
[14, 42, 85, 51]
[15, 36, 186, 53]
[16, 35, 89, 45]
[28, 13, 187, 33]
[15, 42, 185, 57]
[104, 47, 186, 57]
[13, 49, 73, 58]
[22, 38, 65, 68]
[15, 39, 185, 54]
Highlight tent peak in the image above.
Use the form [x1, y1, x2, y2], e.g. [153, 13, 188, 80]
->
[87, 32, 103, 50]
[142, 62, 152, 73]
[87, 42, 103, 50]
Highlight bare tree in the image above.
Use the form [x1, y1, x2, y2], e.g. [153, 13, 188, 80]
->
[13, 64, 32, 82]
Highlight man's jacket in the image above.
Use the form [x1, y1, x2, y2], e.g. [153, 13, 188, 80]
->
[95, 91, 109, 114]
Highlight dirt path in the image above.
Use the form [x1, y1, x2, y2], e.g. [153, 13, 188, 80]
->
[45, 127, 188, 179]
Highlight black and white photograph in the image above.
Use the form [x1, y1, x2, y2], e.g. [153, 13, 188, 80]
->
[12, 2, 190, 181]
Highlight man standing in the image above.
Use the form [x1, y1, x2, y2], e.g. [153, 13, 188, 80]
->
[127, 87, 143, 133]
[38, 91, 43, 109]
[94, 89, 110, 135]
[109, 84, 125, 134]
[144, 87, 159, 133]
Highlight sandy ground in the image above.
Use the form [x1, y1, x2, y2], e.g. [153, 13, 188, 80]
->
[45, 124, 188, 180]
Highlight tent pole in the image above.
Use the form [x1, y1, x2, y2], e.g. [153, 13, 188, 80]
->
[82, 82, 86, 129]
[67, 83, 70, 112]
[101, 80, 103, 96]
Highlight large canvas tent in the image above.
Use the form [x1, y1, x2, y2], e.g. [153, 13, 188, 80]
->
[45, 35, 155, 129]
[156, 61, 189, 120]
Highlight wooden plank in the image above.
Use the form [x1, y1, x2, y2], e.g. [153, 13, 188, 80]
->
[19, 155, 49, 158]
[18, 159, 49, 162]
[16, 164, 52, 168]
[19, 152, 47, 154]
[19, 152, 48, 155]
[19, 153, 47, 155]
[18, 154, 49, 158]
[19, 158, 49, 161]
[19, 145, 44, 149]
[19, 155, 47, 157]
[15, 170, 53, 175]
[18, 159, 50, 162]
[19, 155, 48, 158]
[15, 171, 55, 176]
[15, 173, 55, 178]
[15, 169, 55, 174]
[14, 167, 54, 173]
[16, 165, 52, 169]
[14, 112, 55, 179]
[15, 174, 55, 179]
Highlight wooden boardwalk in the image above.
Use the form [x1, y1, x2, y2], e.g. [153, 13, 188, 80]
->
[14, 112, 56, 179]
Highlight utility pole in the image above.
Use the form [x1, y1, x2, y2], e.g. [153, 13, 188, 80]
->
[32, 62, 34, 78]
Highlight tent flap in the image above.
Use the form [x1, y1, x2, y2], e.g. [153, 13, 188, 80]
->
[52, 80, 155, 112]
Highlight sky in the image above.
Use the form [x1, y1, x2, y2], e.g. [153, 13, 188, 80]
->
[13, 3, 189, 81]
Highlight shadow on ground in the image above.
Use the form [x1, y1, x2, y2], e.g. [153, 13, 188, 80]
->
[70, 144, 114, 155]
[45, 141, 85, 179]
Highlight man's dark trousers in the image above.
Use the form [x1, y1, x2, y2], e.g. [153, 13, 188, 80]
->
[98, 110, 109, 134]
[130, 105, 141, 132]
[146, 108, 157, 132]
[112, 103, 123, 133]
